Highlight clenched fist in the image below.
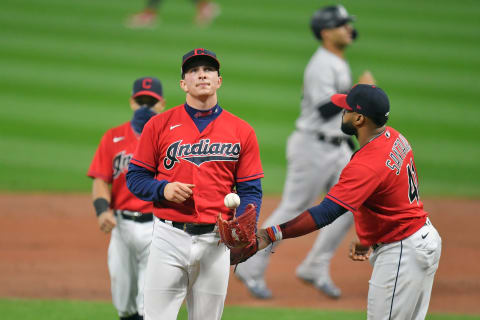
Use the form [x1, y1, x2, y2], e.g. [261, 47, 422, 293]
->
[349, 240, 372, 261]
[164, 182, 195, 203]
[98, 210, 117, 234]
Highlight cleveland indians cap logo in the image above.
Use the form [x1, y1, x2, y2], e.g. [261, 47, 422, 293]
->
[163, 139, 240, 170]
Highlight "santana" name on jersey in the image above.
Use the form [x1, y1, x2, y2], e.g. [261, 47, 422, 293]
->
[164, 139, 241, 170]
[385, 134, 412, 175]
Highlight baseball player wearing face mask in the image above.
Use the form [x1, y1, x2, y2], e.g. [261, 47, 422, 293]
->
[126, 48, 264, 320]
[257, 84, 442, 319]
[87, 77, 166, 320]
[236, 4, 375, 299]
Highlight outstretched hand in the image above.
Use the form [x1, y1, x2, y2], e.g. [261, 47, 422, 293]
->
[349, 241, 372, 261]
[357, 70, 376, 85]
[164, 182, 195, 203]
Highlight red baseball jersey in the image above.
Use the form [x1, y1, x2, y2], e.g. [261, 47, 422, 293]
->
[87, 122, 153, 213]
[326, 127, 427, 246]
[131, 105, 264, 224]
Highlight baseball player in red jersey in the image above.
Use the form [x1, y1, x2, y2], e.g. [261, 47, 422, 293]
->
[87, 77, 165, 320]
[256, 84, 442, 319]
[126, 48, 264, 320]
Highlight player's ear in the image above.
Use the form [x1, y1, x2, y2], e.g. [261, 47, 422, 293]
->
[353, 114, 365, 126]
[130, 97, 140, 111]
[152, 99, 166, 114]
[179, 79, 189, 93]
[216, 75, 222, 88]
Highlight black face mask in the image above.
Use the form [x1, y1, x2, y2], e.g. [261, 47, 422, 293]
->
[351, 28, 358, 40]
[131, 106, 156, 134]
[341, 120, 357, 136]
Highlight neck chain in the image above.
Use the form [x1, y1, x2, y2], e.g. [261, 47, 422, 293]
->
[368, 128, 386, 143]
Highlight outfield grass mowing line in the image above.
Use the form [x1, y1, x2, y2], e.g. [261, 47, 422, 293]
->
[0, 62, 155, 100]
[420, 179, 480, 198]
[0, 99, 124, 125]
[0, 8, 319, 53]
[367, 71, 478, 99]
[385, 90, 479, 110]
[390, 118, 476, 143]
[0, 10, 330, 57]
[0, 75, 186, 110]
[390, 104, 480, 129]
[0, 33, 180, 73]
[0, 93, 133, 125]
[0, 117, 106, 147]
[3, 41, 308, 105]
[411, 142, 480, 166]
[357, 16, 479, 42]
[0, 136, 94, 169]
[352, 40, 479, 67]
[0, 45, 181, 78]
[2, 0, 137, 14]
[0, 45, 322, 89]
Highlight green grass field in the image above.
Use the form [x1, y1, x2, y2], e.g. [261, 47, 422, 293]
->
[2, 299, 479, 320]
[1, 0, 479, 196]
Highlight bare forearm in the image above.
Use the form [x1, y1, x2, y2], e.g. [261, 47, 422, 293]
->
[91, 178, 116, 233]
[92, 178, 111, 202]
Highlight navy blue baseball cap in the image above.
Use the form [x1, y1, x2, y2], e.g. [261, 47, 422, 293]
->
[132, 77, 163, 101]
[331, 84, 390, 126]
[181, 48, 220, 74]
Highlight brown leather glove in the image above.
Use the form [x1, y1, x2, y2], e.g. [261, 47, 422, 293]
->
[217, 204, 258, 265]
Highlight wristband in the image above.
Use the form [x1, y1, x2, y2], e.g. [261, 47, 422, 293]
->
[93, 198, 109, 217]
[266, 225, 283, 242]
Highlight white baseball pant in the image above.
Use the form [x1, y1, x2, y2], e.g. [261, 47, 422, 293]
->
[108, 215, 153, 317]
[367, 218, 442, 319]
[143, 217, 230, 320]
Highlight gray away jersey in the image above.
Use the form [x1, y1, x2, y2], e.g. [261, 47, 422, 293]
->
[296, 47, 352, 137]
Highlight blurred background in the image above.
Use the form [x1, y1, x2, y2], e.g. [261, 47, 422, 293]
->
[1, 0, 480, 319]
[1, 0, 479, 196]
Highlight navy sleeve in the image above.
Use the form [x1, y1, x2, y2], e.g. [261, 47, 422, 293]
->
[307, 198, 348, 228]
[126, 163, 168, 202]
[235, 178, 262, 221]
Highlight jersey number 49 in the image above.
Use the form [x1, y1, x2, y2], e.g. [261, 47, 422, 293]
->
[406, 158, 419, 205]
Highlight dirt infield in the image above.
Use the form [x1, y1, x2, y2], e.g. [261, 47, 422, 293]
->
[0, 194, 479, 315]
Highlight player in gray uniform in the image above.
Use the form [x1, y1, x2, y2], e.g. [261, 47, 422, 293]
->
[235, 5, 375, 299]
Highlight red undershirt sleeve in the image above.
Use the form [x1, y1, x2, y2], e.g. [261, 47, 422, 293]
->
[279, 210, 318, 239]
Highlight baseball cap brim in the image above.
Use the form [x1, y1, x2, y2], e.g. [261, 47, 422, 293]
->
[132, 91, 162, 101]
[182, 55, 220, 73]
[331, 94, 352, 111]
[336, 16, 355, 27]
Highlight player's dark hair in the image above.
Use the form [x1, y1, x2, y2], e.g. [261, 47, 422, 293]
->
[372, 114, 388, 127]
[367, 115, 388, 127]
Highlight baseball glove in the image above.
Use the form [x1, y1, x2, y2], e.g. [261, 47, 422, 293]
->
[229, 242, 258, 265]
[217, 203, 258, 265]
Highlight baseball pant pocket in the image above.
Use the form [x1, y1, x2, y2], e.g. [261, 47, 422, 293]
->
[414, 226, 442, 270]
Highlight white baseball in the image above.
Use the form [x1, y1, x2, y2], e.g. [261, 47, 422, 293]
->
[224, 193, 240, 209]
